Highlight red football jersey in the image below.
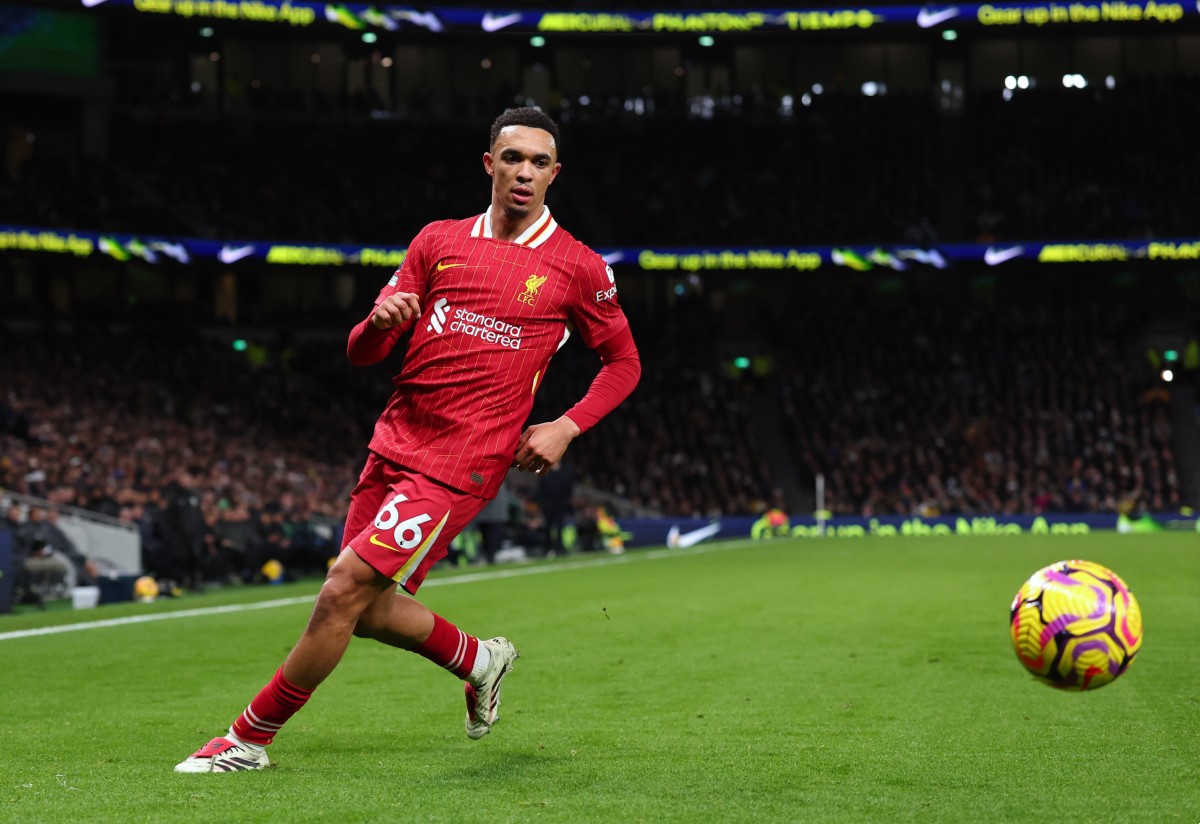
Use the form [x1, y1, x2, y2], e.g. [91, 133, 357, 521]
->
[367, 207, 629, 499]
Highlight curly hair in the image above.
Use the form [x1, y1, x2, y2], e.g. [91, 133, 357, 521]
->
[489, 107, 561, 154]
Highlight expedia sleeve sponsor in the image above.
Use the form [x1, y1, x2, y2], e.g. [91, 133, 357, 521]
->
[595, 264, 618, 302]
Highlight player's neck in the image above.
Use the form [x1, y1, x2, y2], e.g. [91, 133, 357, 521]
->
[489, 204, 547, 243]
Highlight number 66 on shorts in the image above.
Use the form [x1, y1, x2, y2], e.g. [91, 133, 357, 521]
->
[343, 454, 491, 592]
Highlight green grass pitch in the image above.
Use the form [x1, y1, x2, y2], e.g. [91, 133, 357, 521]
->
[2, 532, 1197, 823]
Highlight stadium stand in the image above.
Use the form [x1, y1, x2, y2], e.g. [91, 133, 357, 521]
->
[6, 80, 1199, 246]
[2, 5, 1198, 588]
[770, 296, 1183, 517]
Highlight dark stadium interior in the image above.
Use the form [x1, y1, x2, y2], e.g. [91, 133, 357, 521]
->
[2, 1, 1199, 585]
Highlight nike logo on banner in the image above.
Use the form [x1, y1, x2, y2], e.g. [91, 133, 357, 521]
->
[436, 261, 466, 272]
[481, 11, 523, 31]
[666, 522, 722, 549]
[219, 244, 255, 264]
[398, 10, 442, 31]
[984, 245, 1024, 266]
[151, 242, 190, 264]
[916, 6, 960, 27]
[81, 0, 110, 6]
[601, 251, 624, 265]
[369, 533, 403, 553]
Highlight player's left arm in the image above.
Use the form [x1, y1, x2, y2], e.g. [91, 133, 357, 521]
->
[513, 325, 640, 475]
[514, 260, 641, 475]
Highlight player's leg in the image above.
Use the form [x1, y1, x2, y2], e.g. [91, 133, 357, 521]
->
[347, 469, 520, 739]
[175, 549, 391, 773]
[281, 549, 393, 688]
[176, 457, 394, 773]
[355, 586, 518, 740]
[354, 585, 431, 650]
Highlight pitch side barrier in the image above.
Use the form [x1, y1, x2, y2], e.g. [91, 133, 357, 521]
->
[4, 225, 1200, 272]
[58, 0, 1197, 34]
[618, 511, 1199, 549]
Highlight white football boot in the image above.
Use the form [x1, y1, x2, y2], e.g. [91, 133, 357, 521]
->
[464, 637, 520, 740]
[174, 736, 270, 772]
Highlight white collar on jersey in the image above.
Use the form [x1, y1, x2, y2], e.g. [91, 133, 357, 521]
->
[470, 205, 558, 248]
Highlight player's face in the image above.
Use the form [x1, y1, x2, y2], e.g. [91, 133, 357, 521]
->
[484, 125, 561, 220]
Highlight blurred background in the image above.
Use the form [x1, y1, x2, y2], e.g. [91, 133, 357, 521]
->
[1, 0, 1198, 601]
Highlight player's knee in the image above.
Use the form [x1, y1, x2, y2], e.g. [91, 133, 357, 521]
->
[311, 564, 374, 628]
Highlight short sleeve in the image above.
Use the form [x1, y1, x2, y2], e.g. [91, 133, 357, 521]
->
[568, 258, 629, 349]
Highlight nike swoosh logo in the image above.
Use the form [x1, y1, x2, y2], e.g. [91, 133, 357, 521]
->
[151, 242, 190, 264]
[667, 521, 722, 549]
[601, 251, 624, 265]
[917, 6, 960, 27]
[436, 261, 465, 272]
[896, 248, 947, 269]
[219, 244, 255, 264]
[81, 0, 110, 6]
[369, 533, 402, 552]
[984, 245, 1024, 266]
[481, 11, 523, 32]
[397, 10, 443, 31]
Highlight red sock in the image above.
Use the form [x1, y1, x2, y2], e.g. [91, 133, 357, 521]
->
[230, 667, 314, 746]
[415, 614, 479, 680]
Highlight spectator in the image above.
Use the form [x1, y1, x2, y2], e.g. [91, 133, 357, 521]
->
[17, 537, 69, 607]
[155, 467, 205, 588]
[535, 460, 575, 557]
[40, 506, 98, 586]
[471, 483, 514, 565]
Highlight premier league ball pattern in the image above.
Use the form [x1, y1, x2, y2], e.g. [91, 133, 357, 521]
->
[1010, 560, 1142, 691]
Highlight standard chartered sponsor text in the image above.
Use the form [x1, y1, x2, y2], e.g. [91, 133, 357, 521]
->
[451, 309, 523, 350]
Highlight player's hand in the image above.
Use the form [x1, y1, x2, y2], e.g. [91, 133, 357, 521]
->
[371, 293, 421, 329]
[513, 416, 581, 475]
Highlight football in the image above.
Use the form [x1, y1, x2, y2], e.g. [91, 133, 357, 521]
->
[1009, 559, 1143, 690]
[133, 575, 161, 603]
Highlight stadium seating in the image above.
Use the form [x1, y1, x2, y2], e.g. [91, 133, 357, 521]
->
[771, 297, 1182, 516]
[1, 18, 1195, 570]
[5, 81, 1198, 246]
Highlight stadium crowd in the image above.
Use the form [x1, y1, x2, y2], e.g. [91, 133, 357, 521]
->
[3, 275, 1186, 589]
[528, 296, 780, 518]
[0, 304, 781, 584]
[0, 329, 364, 585]
[772, 296, 1183, 517]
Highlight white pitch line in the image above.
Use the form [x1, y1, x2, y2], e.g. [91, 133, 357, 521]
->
[0, 538, 760, 642]
[0, 596, 317, 641]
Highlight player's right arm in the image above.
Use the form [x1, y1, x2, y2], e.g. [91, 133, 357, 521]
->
[346, 227, 434, 366]
[370, 293, 421, 330]
[345, 294, 421, 367]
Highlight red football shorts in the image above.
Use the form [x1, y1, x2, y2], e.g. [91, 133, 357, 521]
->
[342, 452, 490, 593]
